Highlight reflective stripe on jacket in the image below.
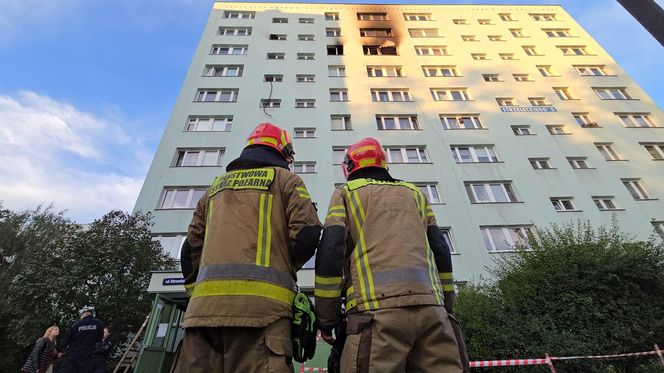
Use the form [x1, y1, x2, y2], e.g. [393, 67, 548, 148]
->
[315, 178, 454, 329]
[184, 166, 321, 328]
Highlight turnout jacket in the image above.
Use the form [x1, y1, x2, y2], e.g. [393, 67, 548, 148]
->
[315, 169, 454, 330]
[182, 146, 322, 328]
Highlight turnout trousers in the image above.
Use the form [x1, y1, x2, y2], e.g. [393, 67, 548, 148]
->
[173, 318, 293, 373]
[340, 305, 463, 373]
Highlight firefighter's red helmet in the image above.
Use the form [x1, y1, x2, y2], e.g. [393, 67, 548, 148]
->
[246, 123, 295, 163]
[342, 137, 388, 178]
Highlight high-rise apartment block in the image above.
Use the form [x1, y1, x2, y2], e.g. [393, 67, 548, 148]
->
[132, 3, 663, 367]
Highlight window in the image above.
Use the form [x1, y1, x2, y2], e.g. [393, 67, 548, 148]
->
[481, 226, 532, 252]
[554, 87, 574, 100]
[328, 65, 346, 77]
[619, 113, 656, 128]
[295, 99, 316, 108]
[488, 35, 504, 41]
[652, 222, 664, 240]
[499, 13, 514, 21]
[575, 65, 608, 76]
[528, 97, 550, 106]
[203, 65, 243, 77]
[357, 12, 388, 21]
[431, 88, 470, 101]
[161, 188, 207, 209]
[551, 197, 576, 211]
[642, 143, 664, 160]
[593, 87, 632, 100]
[330, 89, 349, 102]
[267, 53, 285, 60]
[409, 28, 440, 37]
[211, 44, 248, 55]
[185, 116, 233, 132]
[559, 45, 590, 55]
[360, 28, 393, 37]
[453, 19, 468, 25]
[332, 147, 348, 163]
[461, 35, 477, 41]
[593, 196, 618, 211]
[269, 34, 287, 40]
[298, 34, 315, 41]
[385, 147, 428, 163]
[293, 162, 316, 174]
[440, 114, 483, 129]
[529, 158, 551, 169]
[513, 126, 532, 135]
[510, 28, 526, 37]
[223, 11, 254, 19]
[331, 115, 352, 131]
[195, 89, 238, 102]
[327, 45, 344, 55]
[537, 65, 557, 77]
[325, 12, 339, 21]
[423, 66, 460, 77]
[465, 182, 517, 203]
[416, 184, 441, 204]
[483, 74, 502, 82]
[478, 19, 493, 25]
[296, 74, 316, 83]
[567, 157, 590, 169]
[440, 228, 457, 253]
[218, 27, 252, 36]
[496, 97, 516, 106]
[451, 145, 498, 163]
[622, 179, 650, 200]
[363, 45, 397, 55]
[522, 45, 542, 56]
[376, 115, 419, 130]
[471, 53, 488, 60]
[595, 143, 621, 161]
[367, 65, 403, 77]
[573, 112, 597, 127]
[530, 13, 556, 21]
[294, 128, 316, 138]
[264, 74, 283, 82]
[499, 53, 517, 60]
[547, 125, 569, 135]
[175, 149, 224, 167]
[153, 234, 187, 259]
[371, 89, 411, 102]
[544, 28, 572, 37]
[415, 45, 448, 56]
[299, 17, 314, 24]
[405, 13, 432, 21]
[297, 53, 315, 60]
[326, 28, 341, 37]
[260, 99, 281, 108]
[513, 73, 532, 81]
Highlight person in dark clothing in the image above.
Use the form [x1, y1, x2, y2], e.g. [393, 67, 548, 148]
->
[22, 325, 60, 373]
[90, 327, 112, 373]
[57, 306, 103, 373]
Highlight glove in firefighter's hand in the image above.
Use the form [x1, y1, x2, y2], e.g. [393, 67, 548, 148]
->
[444, 292, 455, 315]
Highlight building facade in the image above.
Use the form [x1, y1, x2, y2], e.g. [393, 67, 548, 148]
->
[131, 2, 664, 370]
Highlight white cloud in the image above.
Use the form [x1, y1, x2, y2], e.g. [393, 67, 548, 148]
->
[0, 0, 79, 45]
[0, 91, 151, 222]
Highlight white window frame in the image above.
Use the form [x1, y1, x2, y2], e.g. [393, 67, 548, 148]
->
[547, 125, 569, 135]
[185, 116, 233, 132]
[297, 53, 315, 60]
[294, 128, 316, 138]
[499, 53, 517, 60]
[325, 12, 340, 21]
[203, 65, 243, 77]
[462, 35, 477, 41]
[293, 162, 317, 174]
[439, 228, 457, 253]
[195, 89, 238, 102]
[652, 222, 664, 240]
[551, 197, 576, 211]
[367, 66, 403, 77]
[267, 53, 285, 60]
[414, 45, 448, 56]
[510, 28, 526, 37]
[471, 53, 488, 60]
[451, 145, 498, 163]
[440, 114, 483, 130]
[331, 115, 351, 131]
[513, 74, 532, 81]
[327, 45, 344, 55]
[260, 99, 281, 108]
[363, 45, 398, 55]
[210, 44, 248, 55]
[522, 45, 541, 56]
[617, 113, 655, 128]
[622, 179, 650, 200]
[152, 234, 187, 259]
[594, 87, 632, 100]
[537, 65, 556, 77]
[499, 13, 514, 21]
[567, 157, 590, 169]
[431, 88, 470, 101]
[272, 17, 288, 23]
[264, 74, 283, 82]
[481, 226, 533, 252]
[544, 28, 571, 37]
[423, 66, 460, 77]
[478, 19, 493, 25]
[529, 97, 550, 106]
[488, 35, 504, 41]
[332, 148, 347, 164]
[554, 87, 574, 100]
[559, 45, 589, 55]
[160, 188, 207, 209]
[530, 13, 556, 21]
[269, 34, 287, 41]
[371, 89, 411, 102]
[330, 89, 349, 102]
[496, 97, 516, 106]
[385, 147, 428, 164]
[452, 19, 468, 25]
[357, 12, 388, 21]
[513, 126, 533, 136]
[573, 112, 596, 127]
[529, 158, 550, 169]
[218, 27, 252, 36]
[295, 99, 316, 108]
[175, 149, 224, 167]
[595, 143, 621, 161]
[416, 184, 441, 204]
[466, 182, 518, 203]
[298, 34, 315, 41]
[360, 28, 393, 37]
[409, 28, 440, 37]
[376, 115, 419, 130]
[326, 28, 341, 37]
[328, 65, 346, 77]
[483, 74, 502, 82]
[223, 11, 255, 19]
[642, 143, 664, 160]
[593, 196, 617, 211]
[299, 17, 314, 24]
[296, 74, 316, 83]
[574, 65, 608, 76]
[405, 13, 433, 21]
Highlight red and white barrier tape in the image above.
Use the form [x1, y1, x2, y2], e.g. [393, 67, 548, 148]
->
[299, 368, 327, 372]
[470, 358, 549, 367]
[552, 350, 658, 361]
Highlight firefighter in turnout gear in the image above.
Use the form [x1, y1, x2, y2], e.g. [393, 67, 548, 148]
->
[315, 137, 464, 372]
[175, 123, 322, 373]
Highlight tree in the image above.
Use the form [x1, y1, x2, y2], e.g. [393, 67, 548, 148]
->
[0, 205, 174, 372]
[456, 221, 664, 372]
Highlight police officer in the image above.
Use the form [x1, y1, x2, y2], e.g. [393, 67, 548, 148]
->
[315, 137, 463, 372]
[58, 306, 104, 373]
[175, 123, 322, 373]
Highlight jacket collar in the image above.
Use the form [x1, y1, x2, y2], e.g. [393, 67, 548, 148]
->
[226, 145, 289, 172]
[346, 167, 397, 182]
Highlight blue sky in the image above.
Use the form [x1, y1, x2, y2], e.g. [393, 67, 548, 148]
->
[0, 0, 662, 222]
